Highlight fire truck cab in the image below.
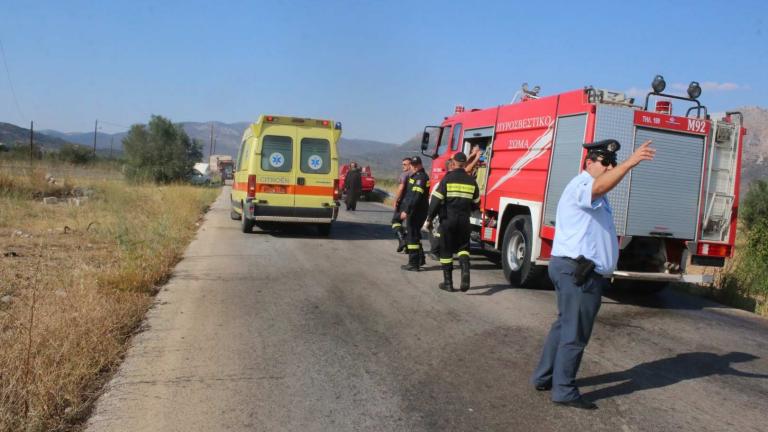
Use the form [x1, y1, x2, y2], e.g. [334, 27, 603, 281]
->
[421, 77, 745, 290]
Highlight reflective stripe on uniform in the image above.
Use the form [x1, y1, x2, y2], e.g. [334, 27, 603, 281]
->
[412, 186, 425, 193]
[440, 258, 454, 264]
[392, 223, 402, 228]
[457, 250, 470, 257]
[409, 178, 415, 184]
[432, 191, 445, 200]
[446, 183, 476, 194]
[446, 191, 474, 199]
[407, 244, 421, 250]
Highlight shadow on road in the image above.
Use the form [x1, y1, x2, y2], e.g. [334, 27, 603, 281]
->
[342, 208, 391, 214]
[602, 288, 726, 312]
[253, 220, 395, 240]
[579, 351, 768, 402]
[465, 284, 510, 296]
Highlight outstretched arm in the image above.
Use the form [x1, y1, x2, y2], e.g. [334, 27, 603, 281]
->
[592, 140, 655, 200]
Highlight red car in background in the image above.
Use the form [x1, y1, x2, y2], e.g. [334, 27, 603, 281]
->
[339, 163, 376, 198]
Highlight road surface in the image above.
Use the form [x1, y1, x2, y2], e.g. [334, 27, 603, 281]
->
[86, 188, 768, 431]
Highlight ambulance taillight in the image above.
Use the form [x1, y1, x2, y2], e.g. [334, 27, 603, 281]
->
[247, 175, 257, 198]
[333, 179, 341, 201]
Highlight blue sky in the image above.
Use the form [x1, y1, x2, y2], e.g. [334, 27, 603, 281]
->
[1, 0, 766, 143]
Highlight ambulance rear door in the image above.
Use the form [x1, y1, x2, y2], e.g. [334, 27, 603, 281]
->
[255, 124, 297, 210]
[294, 124, 337, 214]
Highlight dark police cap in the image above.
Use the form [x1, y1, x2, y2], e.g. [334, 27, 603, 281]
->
[583, 139, 620, 154]
[451, 152, 468, 163]
[410, 156, 423, 165]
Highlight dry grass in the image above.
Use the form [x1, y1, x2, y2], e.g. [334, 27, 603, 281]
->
[0, 163, 218, 432]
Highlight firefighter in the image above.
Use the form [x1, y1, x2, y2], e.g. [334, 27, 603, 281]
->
[425, 152, 480, 292]
[531, 139, 655, 410]
[399, 156, 430, 271]
[391, 157, 412, 252]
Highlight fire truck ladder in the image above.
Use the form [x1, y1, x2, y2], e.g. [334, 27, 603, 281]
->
[701, 115, 741, 241]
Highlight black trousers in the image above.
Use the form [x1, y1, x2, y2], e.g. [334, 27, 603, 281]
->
[405, 211, 427, 255]
[391, 202, 405, 232]
[438, 216, 471, 263]
[345, 191, 360, 210]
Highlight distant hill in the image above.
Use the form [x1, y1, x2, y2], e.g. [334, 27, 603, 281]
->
[0, 122, 76, 151]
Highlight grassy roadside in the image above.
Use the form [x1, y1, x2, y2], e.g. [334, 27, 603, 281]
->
[0, 163, 218, 432]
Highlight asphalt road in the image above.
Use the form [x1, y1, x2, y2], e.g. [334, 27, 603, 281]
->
[86, 188, 768, 432]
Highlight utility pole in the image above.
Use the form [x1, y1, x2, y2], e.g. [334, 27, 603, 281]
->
[209, 123, 214, 158]
[93, 119, 98, 157]
[29, 120, 34, 162]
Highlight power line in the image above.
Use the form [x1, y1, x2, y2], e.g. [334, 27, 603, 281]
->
[0, 38, 25, 122]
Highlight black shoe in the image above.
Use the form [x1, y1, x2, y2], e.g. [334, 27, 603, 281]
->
[396, 241, 406, 253]
[438, 282, 455, 292]
[400, 264, 421, 272]
[553, 397, 597, 410]
[534, 383, 552, 391]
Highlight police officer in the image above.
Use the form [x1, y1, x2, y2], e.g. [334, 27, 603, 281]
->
[400, 156, 430, 271]
[391, 157, 412, 252]
[531, 139, 655, 410]
[426, 152, 480, 292]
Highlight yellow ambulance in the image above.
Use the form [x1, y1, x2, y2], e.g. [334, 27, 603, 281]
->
[231, 115, 342, 235]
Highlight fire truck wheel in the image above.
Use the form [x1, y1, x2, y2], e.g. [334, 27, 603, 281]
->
[241, 202, 255, 233]
[502, 215, 542, 287]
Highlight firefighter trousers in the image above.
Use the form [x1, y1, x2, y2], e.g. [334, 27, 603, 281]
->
[438, 216, 471, 264]
[406, 211, 427, 266]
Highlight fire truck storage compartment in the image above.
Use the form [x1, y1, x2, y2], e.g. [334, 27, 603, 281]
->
[543, 114, 587, 227]
[625, 128, 705, 239]
[593, 105, 637, 235]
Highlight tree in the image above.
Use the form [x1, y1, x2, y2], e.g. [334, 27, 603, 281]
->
[122, 115, 202, 183]
[741, 179, 768, 231]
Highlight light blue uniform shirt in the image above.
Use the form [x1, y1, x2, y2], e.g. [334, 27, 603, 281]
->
[551, 171, 619, 275]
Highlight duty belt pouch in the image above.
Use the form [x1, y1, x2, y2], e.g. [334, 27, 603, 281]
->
[573, 255, 596, 286]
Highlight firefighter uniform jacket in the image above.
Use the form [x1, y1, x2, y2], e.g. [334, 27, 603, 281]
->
[427, 168, 480, 223]
[401, 168, 431, 216]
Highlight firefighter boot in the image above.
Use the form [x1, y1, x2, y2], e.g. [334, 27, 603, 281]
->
[395, 228, 407, 253]
[459, 255, 471, 292]
[439, 265, 454, 292]
[419, 248, 426, 267]
[400, 249, 421, 272]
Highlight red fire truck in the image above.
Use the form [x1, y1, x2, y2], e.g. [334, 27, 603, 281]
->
[421, 77, 745, 290]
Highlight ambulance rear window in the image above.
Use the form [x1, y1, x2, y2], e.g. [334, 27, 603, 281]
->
[260, 135, 293, 172]
[300, 138, 331, 174]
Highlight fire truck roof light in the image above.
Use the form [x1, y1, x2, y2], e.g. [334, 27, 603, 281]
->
[687, 81, 702, 100]
[651, 75, 666, 93]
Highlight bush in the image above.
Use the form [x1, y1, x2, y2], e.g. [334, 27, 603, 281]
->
[740, 179, 768, 231]
[58, 143, 95, 164]
[122, 115, 202, 183]
[718, 178, 768, 309]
